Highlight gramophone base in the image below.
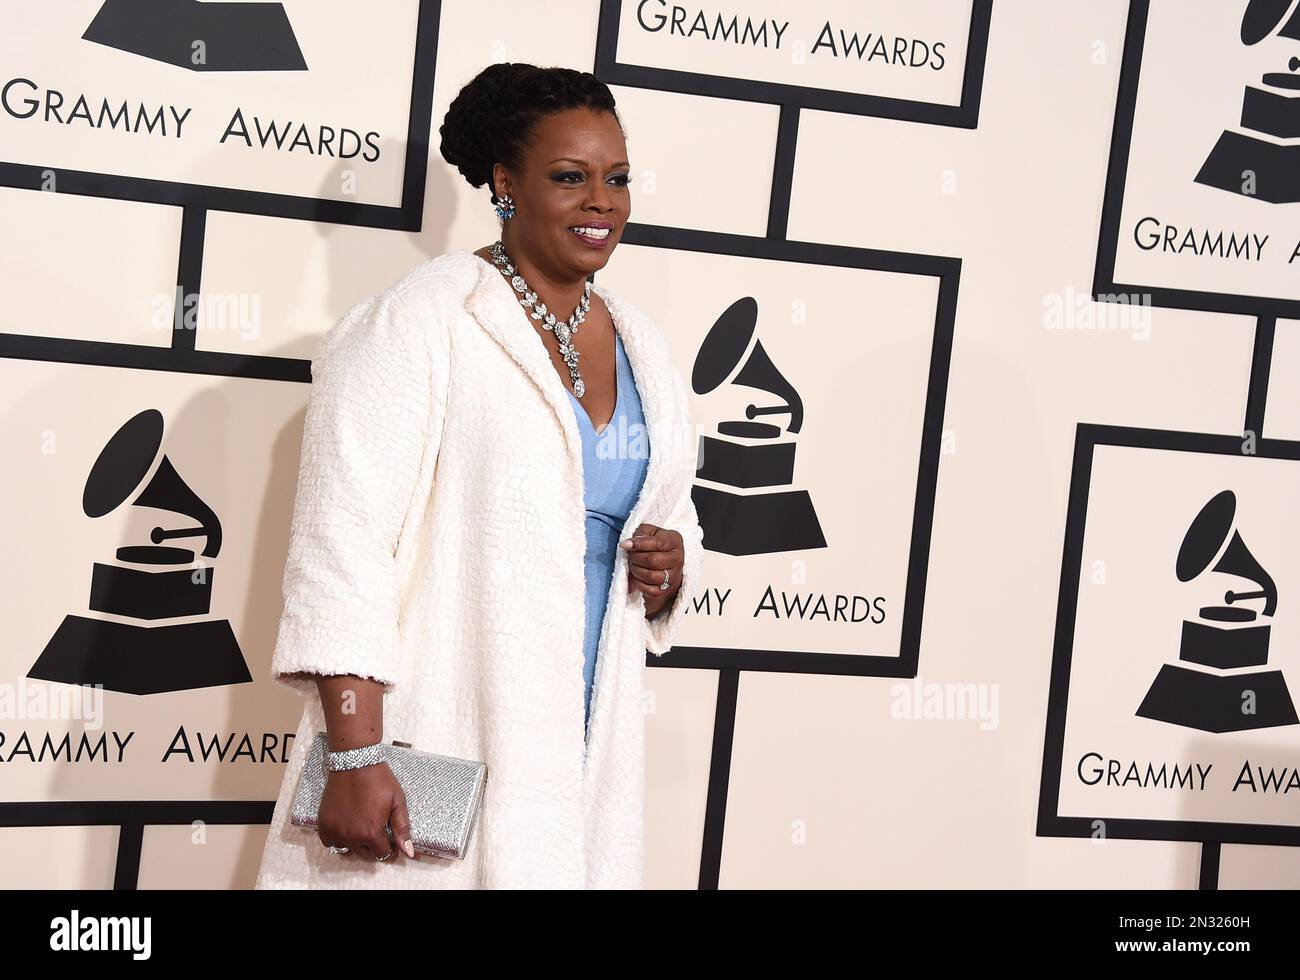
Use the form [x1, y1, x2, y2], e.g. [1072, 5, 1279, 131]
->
[89, 561, 214, 620]
[692, 484, 826, 555]
[696, 434, 796, 488]
[1179, 619, 1270, 670]
[1136, 663, 1298, 733]
[83, 0, 307, 72]
[1194, 130, 1300, 203]
[29, 614, 251, 695]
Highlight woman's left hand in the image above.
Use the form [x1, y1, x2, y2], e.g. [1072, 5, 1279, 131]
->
[621, 523, 684, 609]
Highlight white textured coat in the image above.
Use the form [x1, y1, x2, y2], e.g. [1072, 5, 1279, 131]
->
[254, 248, 704, 889]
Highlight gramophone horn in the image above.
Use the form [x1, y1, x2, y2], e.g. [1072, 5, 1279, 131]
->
[694, 297, 758, 395]
[692, 297, 804, 432]
[1176, 490, 1235, 581]
[83, 408, 164, 518]
[82, 408, 222, 558]
[1242, 0, 1300, 44]
[1177, 489, 1276, 616]
[135, 455, 223, 558]
[1215, 531, 1278, 616]
[732, 340, 804, 434]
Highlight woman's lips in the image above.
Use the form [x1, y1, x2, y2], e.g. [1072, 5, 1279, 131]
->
[568, 226, 613, 249]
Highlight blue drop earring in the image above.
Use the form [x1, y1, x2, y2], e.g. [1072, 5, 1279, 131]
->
[494, 192, 516, 221]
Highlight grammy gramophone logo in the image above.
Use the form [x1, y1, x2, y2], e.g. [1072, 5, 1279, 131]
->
[1136, 489, 1297, 733]
[83, 0, 307, 71]
[689, 297, 825, 556]
[1195, 0, 1300, 203]
[28, 409, 250, 695]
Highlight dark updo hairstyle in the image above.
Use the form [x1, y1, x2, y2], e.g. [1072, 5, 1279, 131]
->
[439, 63, 621, 205]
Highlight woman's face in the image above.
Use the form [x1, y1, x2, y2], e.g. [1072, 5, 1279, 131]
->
[498, 107, 631, 278]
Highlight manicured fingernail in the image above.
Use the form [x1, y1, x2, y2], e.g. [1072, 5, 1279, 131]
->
[619, 538, 632, 549]
[403, 839, 414, 858]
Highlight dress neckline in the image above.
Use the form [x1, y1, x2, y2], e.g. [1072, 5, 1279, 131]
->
[566, 332, 623, 435]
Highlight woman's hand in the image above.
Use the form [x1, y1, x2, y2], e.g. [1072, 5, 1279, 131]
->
[621, 523, 684, 617]
[317, 761, 415, 861]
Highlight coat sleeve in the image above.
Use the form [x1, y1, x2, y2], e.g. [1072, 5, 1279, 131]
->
[269, 286, 448, 696]
[645, 357, 705, 656]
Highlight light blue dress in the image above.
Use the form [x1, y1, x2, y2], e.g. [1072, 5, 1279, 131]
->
[565, 331, 650, 742]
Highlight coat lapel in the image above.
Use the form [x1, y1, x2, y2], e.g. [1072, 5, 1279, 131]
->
[463, 249, 584, 462]
[460, 249, 670, 505]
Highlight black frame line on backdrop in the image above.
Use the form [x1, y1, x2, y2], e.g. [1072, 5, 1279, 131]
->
[1037, 424, 1300, 853]
[0, 802, 273, 890]
[697, 667, 739, 891]
[0, 0, 439, 231]
[1245, 314, 1275, 440]
[0, 194, 312, 380]
[1093, 0, 1300, 321]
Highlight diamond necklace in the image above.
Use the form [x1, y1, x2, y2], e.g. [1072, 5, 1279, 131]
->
[488, 239, 593, 397]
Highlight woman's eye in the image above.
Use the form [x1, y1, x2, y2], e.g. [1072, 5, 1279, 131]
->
[554, 172, 632, 186]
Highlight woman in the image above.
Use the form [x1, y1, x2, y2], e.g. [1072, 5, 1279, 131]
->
[254, 63, 704, 889]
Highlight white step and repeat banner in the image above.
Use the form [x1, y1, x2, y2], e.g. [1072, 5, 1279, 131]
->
[3, 0, 1300, 889]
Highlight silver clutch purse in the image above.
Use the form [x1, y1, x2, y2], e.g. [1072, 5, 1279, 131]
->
[289, 732, 488, 860]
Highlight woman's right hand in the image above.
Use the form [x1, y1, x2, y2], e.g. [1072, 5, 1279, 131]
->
[317, 762, 415, 861]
